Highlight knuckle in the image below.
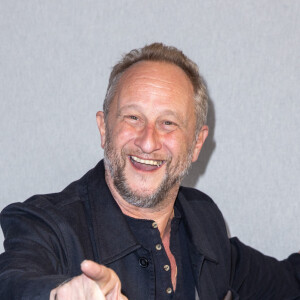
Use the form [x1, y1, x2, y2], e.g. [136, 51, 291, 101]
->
[110, 269, 119, 282]
[56, 275, 82, 296]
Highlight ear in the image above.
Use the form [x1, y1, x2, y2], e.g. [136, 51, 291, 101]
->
[191, 125, 209, 162]
[96, 111, 106, 149]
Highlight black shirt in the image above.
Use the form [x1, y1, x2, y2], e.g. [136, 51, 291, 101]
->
[125, 207, 196, 299]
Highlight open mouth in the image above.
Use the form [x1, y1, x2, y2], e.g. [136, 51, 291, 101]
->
[129, 155, 165, 171]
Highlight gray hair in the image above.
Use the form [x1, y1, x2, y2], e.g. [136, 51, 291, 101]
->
[103, 43, 208, 135]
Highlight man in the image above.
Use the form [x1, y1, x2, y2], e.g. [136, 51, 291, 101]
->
[0, 43, 299, 300]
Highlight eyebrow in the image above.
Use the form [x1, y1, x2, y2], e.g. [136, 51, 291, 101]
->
[118, 104, 186, 124]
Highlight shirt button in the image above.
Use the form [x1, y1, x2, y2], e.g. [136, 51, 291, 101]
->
[152, 221, 158, 228]
[163, 264, 170, 271]
[166, 287, 172, 294]
[138, 257, 149, 268]
[155, 244, 162, 250]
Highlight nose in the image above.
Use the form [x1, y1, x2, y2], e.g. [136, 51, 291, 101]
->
[134, 124, 162, 153]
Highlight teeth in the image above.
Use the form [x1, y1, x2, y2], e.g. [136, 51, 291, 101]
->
[131, 156, 163, 167]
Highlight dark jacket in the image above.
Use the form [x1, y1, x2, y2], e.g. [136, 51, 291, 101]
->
[0, 161, 299, 299]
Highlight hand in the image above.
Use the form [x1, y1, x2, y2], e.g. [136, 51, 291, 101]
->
[50, 260, 128, 300]
[223, 290, 232, 300]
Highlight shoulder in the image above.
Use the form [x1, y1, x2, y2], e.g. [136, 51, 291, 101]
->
[0, 164, 105, 263]
[1, 161, 104, 225]
[3, 174, 85, 216]
[179, 185, 214, 202]
[177, 186, 227, 232]
[177, 186, 229, 239]
[178, 185, 221, 212]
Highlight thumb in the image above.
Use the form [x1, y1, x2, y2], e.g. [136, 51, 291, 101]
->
[81, 260, 108, 281]
[81, 260, 124, 298]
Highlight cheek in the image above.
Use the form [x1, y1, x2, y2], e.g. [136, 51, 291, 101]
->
[112, 125, 137, 147]
[162, 133, 190, 156]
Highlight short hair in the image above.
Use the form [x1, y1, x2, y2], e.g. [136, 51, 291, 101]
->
[103, 43, 208, 135]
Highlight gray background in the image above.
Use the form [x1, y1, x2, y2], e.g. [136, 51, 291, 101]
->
[0, 1, 299, 259]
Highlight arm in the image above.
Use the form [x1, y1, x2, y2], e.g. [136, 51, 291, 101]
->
[50, 260, 127, 300]
[0, 200, 129, 300]
[0, 202, 71, 299]
[230, 237, 300, 299]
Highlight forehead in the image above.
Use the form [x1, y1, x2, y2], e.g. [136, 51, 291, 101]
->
[115, 61, 195, 109]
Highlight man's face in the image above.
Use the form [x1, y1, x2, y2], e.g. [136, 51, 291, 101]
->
[97, 61, 208, 208]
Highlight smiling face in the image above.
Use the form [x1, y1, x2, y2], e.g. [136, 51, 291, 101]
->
[97, 61, 208, 208]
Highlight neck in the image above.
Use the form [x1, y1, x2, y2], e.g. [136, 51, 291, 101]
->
[105, 170, 179, 238]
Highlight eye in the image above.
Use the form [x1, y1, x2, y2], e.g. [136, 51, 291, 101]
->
[163, 119, 178, 126]
[124, 115, 139, 121]
[164, 121, 174, 126]
[124, 115, 143, 126]
[160, 120, 178, 132]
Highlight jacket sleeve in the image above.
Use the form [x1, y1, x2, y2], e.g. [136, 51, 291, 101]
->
[229, 237, 300, 299]
[0, 201, 71, 300]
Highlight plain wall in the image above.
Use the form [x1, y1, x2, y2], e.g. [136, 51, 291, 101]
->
[0, 0, 299, 259]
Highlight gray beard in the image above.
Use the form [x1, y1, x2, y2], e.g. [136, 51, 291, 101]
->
[104, 131, 194, 208]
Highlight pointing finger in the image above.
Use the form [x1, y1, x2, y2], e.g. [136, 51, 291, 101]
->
[81, 260, 123, 297]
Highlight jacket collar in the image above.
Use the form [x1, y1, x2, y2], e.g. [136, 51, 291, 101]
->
[85, 160, 141, 265]
[176, 190, 218, 263]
